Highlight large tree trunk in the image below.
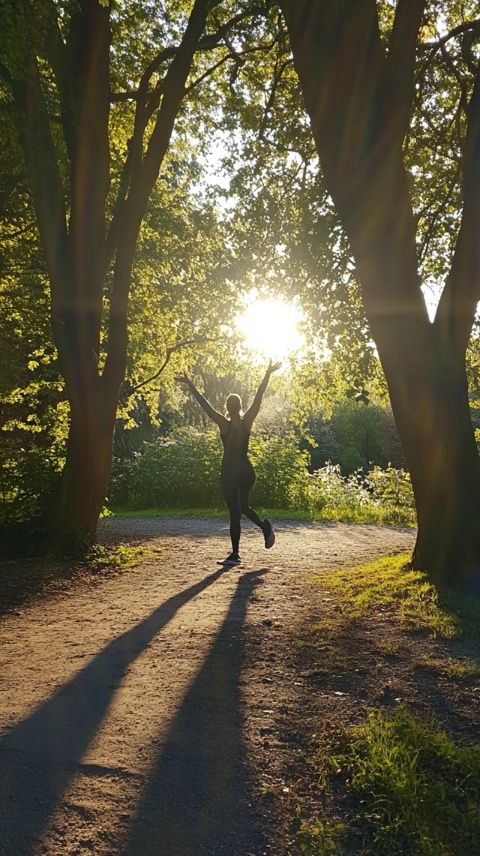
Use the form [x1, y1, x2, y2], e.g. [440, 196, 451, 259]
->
[54, 382, 118, 551]
[378, 330, 480, 588]
[281, 0, 480, 587]
[5, 0, 213, 553]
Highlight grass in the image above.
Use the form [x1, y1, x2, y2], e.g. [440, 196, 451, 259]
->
[84, 544, 153, 571]
[110, 506, 324, 522]
[293, 814, 346, 856]
[109, 505, 415, 526]
[316, 554, 480, 639]
[298, 707, 480, 856]
[294, 554, 480, 854]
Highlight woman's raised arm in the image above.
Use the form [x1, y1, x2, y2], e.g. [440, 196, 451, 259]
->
[175, 374, 228, 430]
[244, 360, 282, 426]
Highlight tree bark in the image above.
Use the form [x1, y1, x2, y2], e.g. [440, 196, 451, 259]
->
[54, 381, 118, 550]
[379, 330, 480, 588]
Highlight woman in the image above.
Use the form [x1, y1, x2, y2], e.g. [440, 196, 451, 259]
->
[176, 360, 281, 565]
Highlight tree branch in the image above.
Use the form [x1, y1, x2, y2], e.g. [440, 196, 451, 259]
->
[129, 337, 216, 394]
[385, 0, 426, 146]
[416, 18, 480, 85]
[435, 62, 480, 351]
[421, 18, 480, 52]
[67, 0, 111, 320]
[280, 0, 422, 306]
[258, 56, 291, 137]
[10, 61, 68, 306]
[103, 0, 212, 389]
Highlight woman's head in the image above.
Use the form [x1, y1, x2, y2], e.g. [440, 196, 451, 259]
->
[225, 393, 242, 417]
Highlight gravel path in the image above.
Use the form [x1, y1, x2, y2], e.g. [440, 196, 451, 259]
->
[0, 518, 414, 855]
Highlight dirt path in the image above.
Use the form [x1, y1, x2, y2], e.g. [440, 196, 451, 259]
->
[0, 518, 414, 856]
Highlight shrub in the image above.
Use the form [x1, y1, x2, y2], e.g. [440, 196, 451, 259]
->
[108, 427, 416, 526]
[367, 465, 414, 514]
[308, 463, 415, 526]
[108, 427, 223, 508]
[0, 444, 62, 526]
[249, 433, 313, 510]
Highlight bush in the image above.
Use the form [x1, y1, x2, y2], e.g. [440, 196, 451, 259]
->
[306, 402, 406, 474]
[109, 428, 315, 511]
[0, 444, 61, 526]
[307, 463, 415, 526]
[108, 427, 223, 508]
[249, 433, 313, 510]
[108, 427, 415, 526]
[367, 464, 414, 513]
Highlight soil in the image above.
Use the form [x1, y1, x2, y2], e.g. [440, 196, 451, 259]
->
[2, 516, 476, 856]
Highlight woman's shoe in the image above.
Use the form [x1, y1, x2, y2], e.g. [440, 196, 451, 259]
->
[218, 553, 241, 566]
[263, 519, 275, 549]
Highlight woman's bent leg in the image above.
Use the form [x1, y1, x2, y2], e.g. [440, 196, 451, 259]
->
[239, 465, 275, 547]
[239, 482, 265, 529]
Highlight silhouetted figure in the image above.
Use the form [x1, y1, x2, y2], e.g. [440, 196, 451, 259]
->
[176, 361, 281, 564]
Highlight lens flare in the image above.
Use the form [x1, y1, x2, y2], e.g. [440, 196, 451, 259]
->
[236, 297, 304, 361]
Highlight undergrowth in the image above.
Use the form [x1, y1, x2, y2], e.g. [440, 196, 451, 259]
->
[298, 707, 480, 856]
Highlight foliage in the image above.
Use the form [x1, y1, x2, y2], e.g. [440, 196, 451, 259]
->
[85, 544, 150, 573]
[292, 811, 346, 856]
[249, 432, 312, 509]
[109, 427, 311, 510]
[3, 0, 480, 552]
[320, 555, 480, 639]
[108, 425, 415, 526]
[109, 428, 223, 509]
[311, 464, 415, 527]
[328, 402, 403, 474]
[320, 707, 480, 856]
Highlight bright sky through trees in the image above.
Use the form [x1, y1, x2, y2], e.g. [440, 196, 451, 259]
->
[236, 296, 305, 362]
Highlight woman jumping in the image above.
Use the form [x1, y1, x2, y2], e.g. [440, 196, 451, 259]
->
[176, 361, 281, 565]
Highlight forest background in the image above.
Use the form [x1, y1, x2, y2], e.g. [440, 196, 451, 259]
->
[2, 0, 480, 562]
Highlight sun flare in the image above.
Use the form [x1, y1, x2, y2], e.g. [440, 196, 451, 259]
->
[236, 297, 305, 361]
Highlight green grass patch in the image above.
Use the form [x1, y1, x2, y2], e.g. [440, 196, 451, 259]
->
[319, 554, 480, 638]
[110, 506, 324, 522]
[301, 707, 480, 855]
[109, 505, 415, 526]
[84, 544, 152, 571]
[315, 504, 415, 527]
[110, 506, 227, 519]
[292, 812, 346, 856]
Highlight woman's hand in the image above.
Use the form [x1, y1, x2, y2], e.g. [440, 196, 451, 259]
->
[266, 360, 282, 375]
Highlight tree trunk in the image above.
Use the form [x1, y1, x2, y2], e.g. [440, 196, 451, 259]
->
[380, 336, 480, 589]
[54, 383, 118, 551]
[280, 0, 480, 588]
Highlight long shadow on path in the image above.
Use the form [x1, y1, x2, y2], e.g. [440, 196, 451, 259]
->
[123, 570, 267, 856]
[0, 566, 226, 856]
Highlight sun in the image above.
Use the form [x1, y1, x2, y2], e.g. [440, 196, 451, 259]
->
[236, 297, 305, 361]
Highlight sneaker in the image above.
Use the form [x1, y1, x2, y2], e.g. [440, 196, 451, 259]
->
[219, 553, 241, 566]
[263, 519, 275, 549]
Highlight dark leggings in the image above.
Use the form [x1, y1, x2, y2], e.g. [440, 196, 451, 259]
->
[221, 464, 265, 554]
